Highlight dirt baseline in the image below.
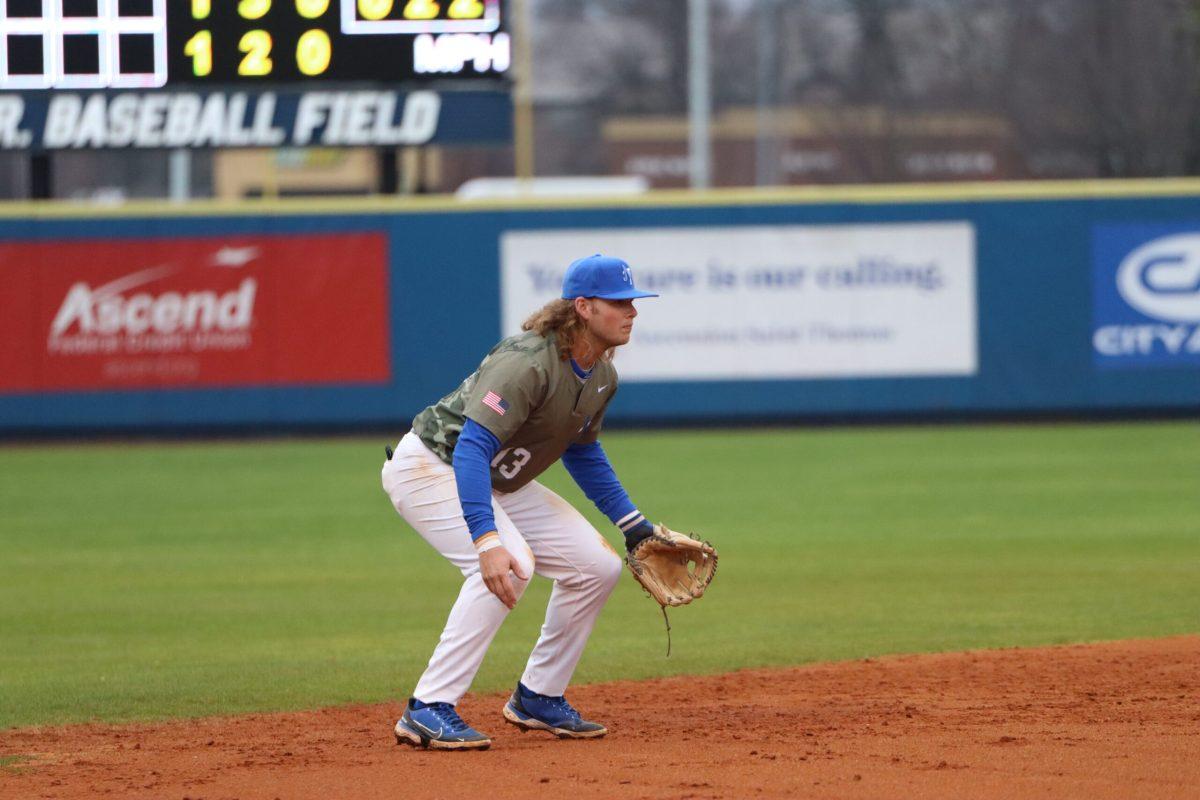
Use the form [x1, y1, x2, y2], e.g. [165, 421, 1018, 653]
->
[2, 636, 1197, 800]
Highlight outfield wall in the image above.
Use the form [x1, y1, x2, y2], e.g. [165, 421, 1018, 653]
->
[1, 181, 1198, 433]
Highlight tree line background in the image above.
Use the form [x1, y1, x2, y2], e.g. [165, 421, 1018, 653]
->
[531, 0, 1200, 184]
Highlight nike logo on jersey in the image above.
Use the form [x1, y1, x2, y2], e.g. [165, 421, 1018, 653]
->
[597, 384, 609, 393]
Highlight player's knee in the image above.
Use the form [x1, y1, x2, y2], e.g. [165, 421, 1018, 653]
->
[511, 551, 536, 590]
[597, 552, 624, 591]
[511, 569, 532, 593]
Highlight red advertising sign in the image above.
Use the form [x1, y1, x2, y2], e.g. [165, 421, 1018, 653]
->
[0, 233, 390, 393]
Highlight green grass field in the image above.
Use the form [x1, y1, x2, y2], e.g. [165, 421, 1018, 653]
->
[1, 421, 1197, 730]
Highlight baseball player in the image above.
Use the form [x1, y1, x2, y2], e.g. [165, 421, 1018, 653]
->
[381, 254, 659, 750]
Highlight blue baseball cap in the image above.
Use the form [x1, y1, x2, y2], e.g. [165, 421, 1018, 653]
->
[561, 255, 659, 300]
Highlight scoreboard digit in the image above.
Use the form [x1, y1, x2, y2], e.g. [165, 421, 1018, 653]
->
[295, 29, 332, 76]
[296, 1, 330, 19]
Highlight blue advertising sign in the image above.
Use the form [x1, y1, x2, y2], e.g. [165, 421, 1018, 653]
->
[3, 184, 1200, 435]
[1092, 224, 1200, 369]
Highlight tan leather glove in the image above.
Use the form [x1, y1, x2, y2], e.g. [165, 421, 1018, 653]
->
[625, 523, 717, 607]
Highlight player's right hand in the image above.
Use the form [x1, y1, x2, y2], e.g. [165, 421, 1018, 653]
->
[479, 546, 528, 609]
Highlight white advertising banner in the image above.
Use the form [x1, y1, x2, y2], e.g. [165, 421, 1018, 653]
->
[501, 223, 977, 381]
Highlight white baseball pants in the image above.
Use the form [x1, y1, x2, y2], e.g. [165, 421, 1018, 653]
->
[381, 431, 623, 704]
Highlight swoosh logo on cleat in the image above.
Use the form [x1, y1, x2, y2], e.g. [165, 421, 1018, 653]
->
[410, 718, 443, 738]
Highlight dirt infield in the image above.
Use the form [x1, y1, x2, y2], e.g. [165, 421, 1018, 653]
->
[2, 636, 1197, 800]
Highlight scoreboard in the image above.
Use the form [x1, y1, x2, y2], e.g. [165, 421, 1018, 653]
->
[0, 0, 510, 89]
[0, 1, 514, 151]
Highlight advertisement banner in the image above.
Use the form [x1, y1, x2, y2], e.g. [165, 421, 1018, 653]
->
[0, 233, 390, 393]
[501, 224, 977, 380]
[1092, 224, 1200, 369]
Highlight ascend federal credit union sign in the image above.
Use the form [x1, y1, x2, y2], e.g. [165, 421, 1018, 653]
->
[501, 223, 978, 381]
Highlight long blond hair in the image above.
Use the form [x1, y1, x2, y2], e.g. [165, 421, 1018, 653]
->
[521, 298, 610, 362]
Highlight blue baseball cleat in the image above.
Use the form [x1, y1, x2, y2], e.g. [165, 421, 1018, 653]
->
[502, 682, 608, 739]
[394, 698, 492, 750]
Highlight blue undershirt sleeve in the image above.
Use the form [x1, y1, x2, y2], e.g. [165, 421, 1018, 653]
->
[561, 440, 653, 541]
[452, 418, 502, 542]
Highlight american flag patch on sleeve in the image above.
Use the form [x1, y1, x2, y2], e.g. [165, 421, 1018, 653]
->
[482, 391, 510, 416]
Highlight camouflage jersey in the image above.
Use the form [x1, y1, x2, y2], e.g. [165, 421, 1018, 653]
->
[411, 331, 618, 493]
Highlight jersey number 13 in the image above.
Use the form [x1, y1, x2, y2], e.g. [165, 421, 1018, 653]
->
[491, 447, 532, 479]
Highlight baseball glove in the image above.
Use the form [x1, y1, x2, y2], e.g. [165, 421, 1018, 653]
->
[625, 523, 718, 607]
